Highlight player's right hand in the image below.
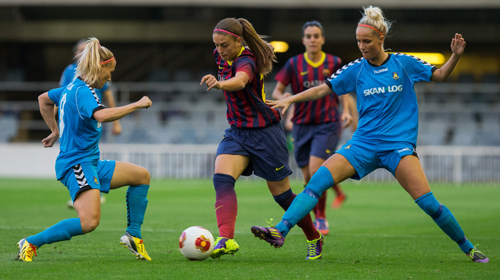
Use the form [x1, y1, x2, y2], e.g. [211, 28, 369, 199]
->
[137, 96, 152, 109]
[266, 98, 292, 115]
[42, 132, 58, 148]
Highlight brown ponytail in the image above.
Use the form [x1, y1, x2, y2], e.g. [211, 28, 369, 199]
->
[75, 37, 114, 86]
[214, 18, 276, 76]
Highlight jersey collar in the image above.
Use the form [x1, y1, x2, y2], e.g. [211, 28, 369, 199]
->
[227, 46, 246, 66]
[304, 52, 326, 68]
[366, 53, 392, 67]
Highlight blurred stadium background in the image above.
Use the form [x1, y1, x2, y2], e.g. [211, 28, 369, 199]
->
[1, 0, 500, 182]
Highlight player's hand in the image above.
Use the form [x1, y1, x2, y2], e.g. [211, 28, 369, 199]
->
[341, 111, 353, 129]
[137, 96, 152, 109]
[200, 74, 221, 91]
[112, 121, 122, 135]
[266, 98, 292, 115]
[451, 33, 466, 56]
[41, 132, 58, 148]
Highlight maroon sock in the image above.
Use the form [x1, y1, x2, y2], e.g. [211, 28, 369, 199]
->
[316, 192, 327, 219]
[274, 189, 320, 240]
[213, 173, 237, 239]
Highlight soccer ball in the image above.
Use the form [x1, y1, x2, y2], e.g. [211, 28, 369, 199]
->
[179, 226, 215, 261]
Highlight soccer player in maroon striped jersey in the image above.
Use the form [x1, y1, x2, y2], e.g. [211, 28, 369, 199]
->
[273, 21, 349, 235]
[201, 17, 324, 260]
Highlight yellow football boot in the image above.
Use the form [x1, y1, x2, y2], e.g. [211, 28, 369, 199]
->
[120, 232, 151, 261]
[16, 238, 37, 262]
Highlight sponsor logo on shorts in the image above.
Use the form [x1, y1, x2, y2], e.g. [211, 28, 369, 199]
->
[397, 148, 411, 153]
[93, 176, 99, 184]
[393, 72, 399, 80]
[326, 149, 331, 154]
[97, 122, 101, 128]
[275, 165, 285, 171]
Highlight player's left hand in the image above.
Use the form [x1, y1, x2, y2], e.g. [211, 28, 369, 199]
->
[42, 132, 58, 148]
[341, 111, 353, 129]
[200, 74, 221, 91]
[266, 98, 292, 115]
[451, 33, 466, 56]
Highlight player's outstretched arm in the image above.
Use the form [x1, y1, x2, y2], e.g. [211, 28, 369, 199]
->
[38, 92, 59, 147]
[431, 33, 466, 82]
[200, 72, 249, 92]
[93, 96, 152, 123]
[266, 83, 332, 115]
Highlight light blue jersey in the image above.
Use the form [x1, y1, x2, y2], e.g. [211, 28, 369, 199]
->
[60, 63, 109, 100]
[48, 77, 105, 180]
[326, 53, 436, 147]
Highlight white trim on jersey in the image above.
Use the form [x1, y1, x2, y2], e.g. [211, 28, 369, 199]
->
[393, 52, 435, 68]
[328, 58, 364, 80]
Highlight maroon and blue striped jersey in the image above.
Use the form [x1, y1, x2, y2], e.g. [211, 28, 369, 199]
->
[275, 52, 342, 124]
[215, 47, 281, 128]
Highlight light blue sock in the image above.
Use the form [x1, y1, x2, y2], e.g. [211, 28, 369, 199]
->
[276, 166, 334, 236]
[26, 218, 83, 248]
[126, 184, 149, 239]
[415, 192, 473, 253]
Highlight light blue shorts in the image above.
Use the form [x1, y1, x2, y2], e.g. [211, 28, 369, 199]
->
[335, 139, 417, 180]
[60, 160, 116, 201]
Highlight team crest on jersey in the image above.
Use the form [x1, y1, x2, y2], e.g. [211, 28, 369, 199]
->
[93, 176, 99, 184]
[393, 72, 399, 80]
[322, 69, 330, 77]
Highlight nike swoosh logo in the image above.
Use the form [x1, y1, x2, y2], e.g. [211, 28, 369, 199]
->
[300, 71, 308, 76]
[276, 165, 285, 171]
[215, 205, 224, 211]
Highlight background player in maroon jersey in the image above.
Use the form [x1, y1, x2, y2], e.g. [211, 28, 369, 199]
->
[272, 21, 348, 235]
[201, 17, 324, 260]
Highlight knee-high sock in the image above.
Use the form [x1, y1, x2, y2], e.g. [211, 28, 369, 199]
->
[274, 189, 320, 240]
[415, 192, 473, 253]
[276, 166, 334, 236]
[126, 184, 149, 239]
[27, 218, 83, 248]
[214, 173, 237, 239]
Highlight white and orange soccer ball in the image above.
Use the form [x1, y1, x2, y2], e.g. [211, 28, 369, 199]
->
[179, 226, 215, 261]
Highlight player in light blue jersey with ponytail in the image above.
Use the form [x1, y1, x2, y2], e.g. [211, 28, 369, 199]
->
[16, 37, 153, 262]
[252, 6, 488, 263]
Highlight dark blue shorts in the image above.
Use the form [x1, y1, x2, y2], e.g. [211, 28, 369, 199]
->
[292, 122, 341, 167]
[60, 160, 116, 201]
[217, 123, 292, 181]
[336, 138, 417, 180]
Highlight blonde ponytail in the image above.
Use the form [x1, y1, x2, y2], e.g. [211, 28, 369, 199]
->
[75, 37, 114, 86]
[358, 6, 392, 37]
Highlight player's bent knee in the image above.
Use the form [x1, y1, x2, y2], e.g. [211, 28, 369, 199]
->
[139, 167, 151, 185]
[80, 216, 100, 233]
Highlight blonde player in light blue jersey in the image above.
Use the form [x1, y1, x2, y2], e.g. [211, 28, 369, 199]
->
[16, 38, 153, 262]
[251, 6, 488, 263]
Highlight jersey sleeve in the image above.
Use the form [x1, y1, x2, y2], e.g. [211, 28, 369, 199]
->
[325, 65, 358, 96]
[48, 87, 64, 105]
[234, 56, 255, 82]
[402, 55, 436, 83]
[274, 59, 293, 86]
[75, 87, 105, 120]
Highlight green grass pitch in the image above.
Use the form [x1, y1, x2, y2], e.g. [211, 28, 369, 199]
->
[0, 178, 498, 279]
